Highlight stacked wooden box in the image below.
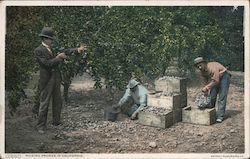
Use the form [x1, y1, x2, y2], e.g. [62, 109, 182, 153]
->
[154, 77, 187, 108]
[138, 106, 174, 129]
[138, 76, 187, 128]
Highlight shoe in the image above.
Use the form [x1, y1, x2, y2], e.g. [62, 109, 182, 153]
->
[216, 118, 223, 123]
[52, 122, 62, 126]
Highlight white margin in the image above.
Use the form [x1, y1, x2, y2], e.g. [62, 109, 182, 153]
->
[244, 1, 250, 158]
[0, 1, 6, 159]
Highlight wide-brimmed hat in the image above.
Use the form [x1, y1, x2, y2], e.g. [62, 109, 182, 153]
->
[194, 57, 206, 66]
[127, 79, 140, 89]
[39, 27, 55, 40]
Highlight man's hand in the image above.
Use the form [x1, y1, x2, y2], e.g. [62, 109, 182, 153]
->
[56, 52, 67, 59]
[130, 111, 138, 120]
[202, 86, 210, 96]
[78, 44, 88, 53]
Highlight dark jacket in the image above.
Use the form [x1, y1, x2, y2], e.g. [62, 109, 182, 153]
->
[35, 44, 63, 90]
[35, 44, 79, 90]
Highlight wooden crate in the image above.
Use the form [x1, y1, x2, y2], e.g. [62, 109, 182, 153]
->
[155, 77, 187, 95]
[181, 94, 187, 108]
[138, 109, 173, 129]
[147, 93, 181, 110]
[173, 110, 182, 124]
[182, 106, 216, 125]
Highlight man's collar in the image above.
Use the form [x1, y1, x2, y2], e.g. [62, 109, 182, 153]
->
[42, 42, 53, 54]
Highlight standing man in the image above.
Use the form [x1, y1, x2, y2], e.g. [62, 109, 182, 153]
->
[113, 79, 148, 120]
[35, 27, 86, 133]
[194, 57, 231, 123]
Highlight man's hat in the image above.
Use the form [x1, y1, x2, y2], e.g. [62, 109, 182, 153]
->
[127, 79, 140, 89]
[39, 27, 55, 40]
[194, 57, 206, 66]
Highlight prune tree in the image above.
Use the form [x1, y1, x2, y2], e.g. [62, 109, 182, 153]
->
[5, 7, 47, 114]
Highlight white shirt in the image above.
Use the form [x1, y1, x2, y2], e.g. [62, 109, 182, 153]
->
[42, 42, 52, 54]
[118, 84, 148, 111]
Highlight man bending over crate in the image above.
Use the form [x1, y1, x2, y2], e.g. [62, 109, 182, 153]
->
[194, 57, 231, 123]
[113, 79, 148, 120]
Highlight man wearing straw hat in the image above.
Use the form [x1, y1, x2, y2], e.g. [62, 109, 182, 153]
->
[113, 79, 148, 120]
[35, 27, 86, 133]
[194, 57, 231, 123]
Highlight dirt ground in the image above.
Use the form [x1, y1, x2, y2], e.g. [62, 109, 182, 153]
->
[5, 72, 245, 154]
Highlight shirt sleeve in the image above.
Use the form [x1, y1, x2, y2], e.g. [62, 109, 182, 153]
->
[35, 49, 62, 68]
[63, 48, 79, 55]
[139, 92, 147, 107]
[210, 70, 220, 83]
[118, 88, 131, 106]
[136, 93, 147, 112]
[205, 70, 220, 90]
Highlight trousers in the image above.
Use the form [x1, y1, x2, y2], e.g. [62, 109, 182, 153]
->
[209, 71, 231, 120]
[120, 98, 140, 117]
[37, 71, 62, 130]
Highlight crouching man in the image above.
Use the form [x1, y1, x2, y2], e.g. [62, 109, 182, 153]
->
[194, 57, 231, 123]
[113, 79, 148, 120]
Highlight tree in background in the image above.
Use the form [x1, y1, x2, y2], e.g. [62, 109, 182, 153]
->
[5, 7, 47, 114]
[5, 6, 244, 111]
[214, 6, 244, 71]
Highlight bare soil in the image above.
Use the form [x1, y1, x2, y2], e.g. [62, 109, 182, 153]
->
[5, 72, 245, 154]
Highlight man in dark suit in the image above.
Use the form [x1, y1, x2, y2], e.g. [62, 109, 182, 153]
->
[35, 27, 86, 133]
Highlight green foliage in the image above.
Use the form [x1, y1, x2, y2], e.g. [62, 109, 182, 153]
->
[214, 6, 244, 71]
[5, 7, 47, 113]
[6, 6, 244, 109]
